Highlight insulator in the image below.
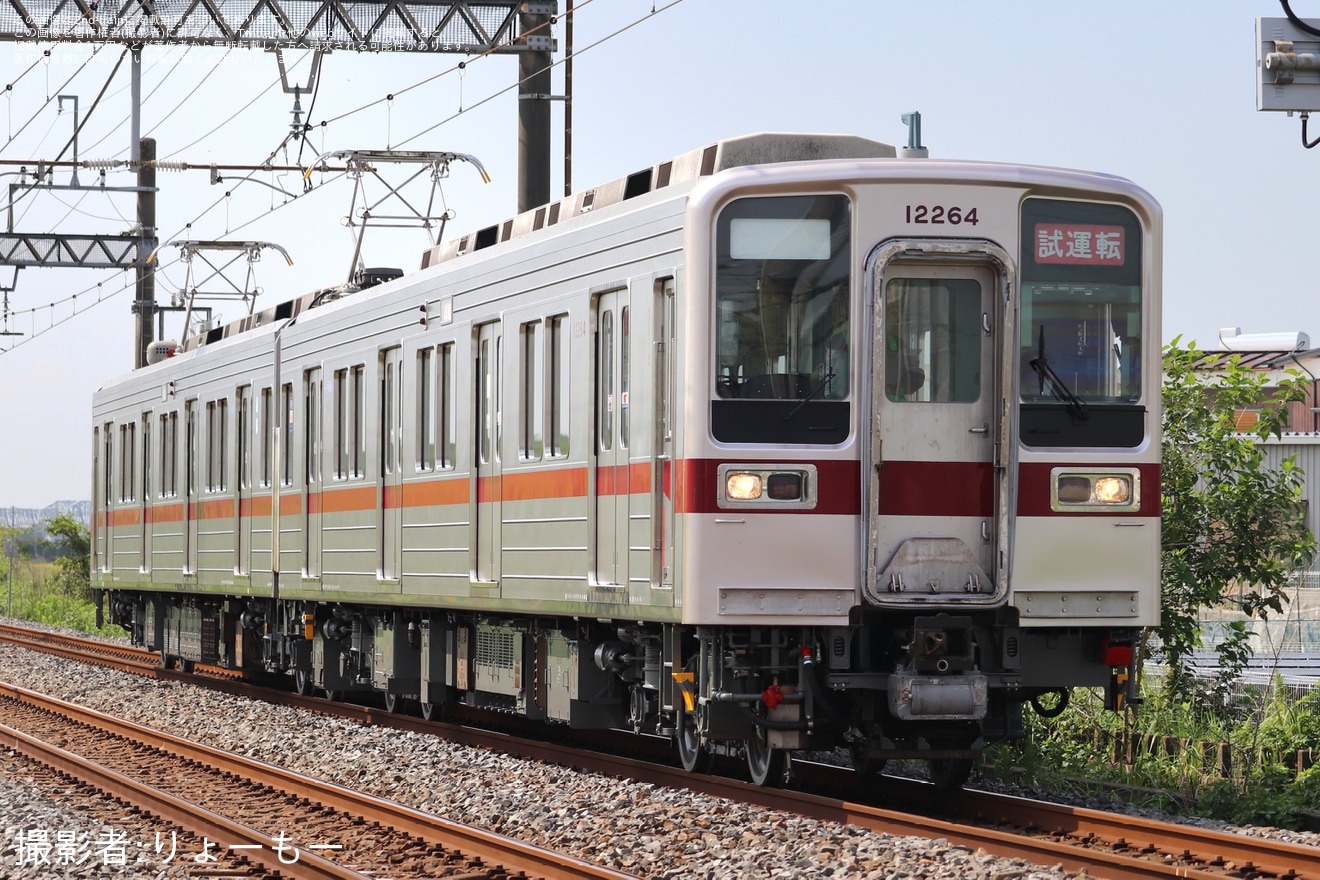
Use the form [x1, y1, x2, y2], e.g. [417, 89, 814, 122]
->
[152, 161, 187, 171]
[82, 158, 121, 169]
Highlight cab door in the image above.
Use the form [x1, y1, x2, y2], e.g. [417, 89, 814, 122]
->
[866, 251, 1009, 604]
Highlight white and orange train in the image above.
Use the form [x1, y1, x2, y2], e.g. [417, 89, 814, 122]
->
[92, 133, 1160, 787]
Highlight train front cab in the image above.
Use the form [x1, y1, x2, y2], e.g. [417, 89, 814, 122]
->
[678, 170, 1160, 787]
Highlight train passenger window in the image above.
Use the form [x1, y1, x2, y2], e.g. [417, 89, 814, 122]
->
[883, 279, 982, 403]
[206, 399, 227, 492]
[334, 367, 366, 480]
[548, 317, 570, 458]
[417, 348, 434, 471]
[438, 343, 455, 469]
[519, 321, 543, 461]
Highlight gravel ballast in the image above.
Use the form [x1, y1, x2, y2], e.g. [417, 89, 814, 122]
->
[0, 622, 1266, 878]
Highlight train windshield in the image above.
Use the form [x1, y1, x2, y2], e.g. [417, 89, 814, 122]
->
[1019, 198, 1144, 447]
[711, 194, 851, 444]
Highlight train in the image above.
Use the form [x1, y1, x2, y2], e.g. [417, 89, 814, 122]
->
[91, 132, 1161, 789]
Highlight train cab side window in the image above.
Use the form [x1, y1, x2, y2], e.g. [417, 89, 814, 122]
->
[520, 321, 543, 461]
[1019, 198, 1144, 448]
[548, 316, 570, 458]
[711, 193, 851, 444]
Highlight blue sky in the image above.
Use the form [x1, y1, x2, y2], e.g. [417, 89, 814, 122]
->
[0, 1, 1308, 506]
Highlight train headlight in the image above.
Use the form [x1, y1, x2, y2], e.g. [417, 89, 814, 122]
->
[726, 472, 763, 500]
[717, 464, 817, 510]
[1050, 468, 1140, 512]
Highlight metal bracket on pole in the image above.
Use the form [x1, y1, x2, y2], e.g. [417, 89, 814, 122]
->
[303, 149, 490, 284]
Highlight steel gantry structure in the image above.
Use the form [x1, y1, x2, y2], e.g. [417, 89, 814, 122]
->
[0, 1, 557, 365]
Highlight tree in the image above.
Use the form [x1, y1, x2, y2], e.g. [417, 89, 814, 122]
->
[43, 513, 90, 598]
[1158, 340, 1316, 701]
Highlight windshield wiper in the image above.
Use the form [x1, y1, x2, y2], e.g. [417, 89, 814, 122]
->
[1028, 326, 1088, 422]
[782, 371, 835, 421]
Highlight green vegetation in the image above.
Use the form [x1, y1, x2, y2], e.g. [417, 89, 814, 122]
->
[1, 514, 121, 637]
[992, 341, 1320, 828]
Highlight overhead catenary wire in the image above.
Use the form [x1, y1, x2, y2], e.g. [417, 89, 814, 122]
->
[0, 0, 689, 354]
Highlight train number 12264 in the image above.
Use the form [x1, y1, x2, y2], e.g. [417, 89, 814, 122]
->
[905, 205, 979, 225]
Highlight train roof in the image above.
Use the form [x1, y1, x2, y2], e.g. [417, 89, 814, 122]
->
[421, 132, 897, 269]
[168, 133, 896, 357]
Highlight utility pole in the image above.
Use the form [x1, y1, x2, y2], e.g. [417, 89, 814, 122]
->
[134, 136, 156, 368]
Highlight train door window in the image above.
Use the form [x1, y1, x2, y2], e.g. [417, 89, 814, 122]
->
[102, 422, 113, 512]
[334, 368, 348, 479]
[281, 383, 294, 486]
[883, 279, 982, 403]
[417, 348, 434, 471]
[160, 412, 177, 497]
[259, 388, 272, 488]
[520, 321, 543, 461]
[495, 337, 503, 461]
[548, 316, 570, 458]
[304, 372, 321, 485]
[382, 355, 398, 475]
[237, 386, 250, 490]
[438, 343, 455, 469]
[119, 423, 135, 502]
[598, 309, 614, 452]
[620, 306, 630, 449]
[140, 414, 151, 500]
[185, 402, 198, 498]
[479, 338, 492, 464]
[92, 425, 101, 572]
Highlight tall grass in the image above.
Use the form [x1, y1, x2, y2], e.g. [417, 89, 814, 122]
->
[1, 557, 122, 638]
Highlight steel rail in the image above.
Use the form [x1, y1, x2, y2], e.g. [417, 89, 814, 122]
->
[6, 623, 1315, 877]
[0, 718, 371, 880]
[0, 680, 634, 880]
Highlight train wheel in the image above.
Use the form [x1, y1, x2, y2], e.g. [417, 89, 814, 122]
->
[384, 693, 405, 714]
[420, 701, 438, 721]
[746, 720, 786, 787]
[293, 669, 314, 696]
[322, 689, 342, 702]
[928, 757, 974, 792]
[676, 707, 711, 773]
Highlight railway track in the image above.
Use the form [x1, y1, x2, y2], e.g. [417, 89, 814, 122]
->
[0, 678, 631, 879]
[4, 622, 1320, 878]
